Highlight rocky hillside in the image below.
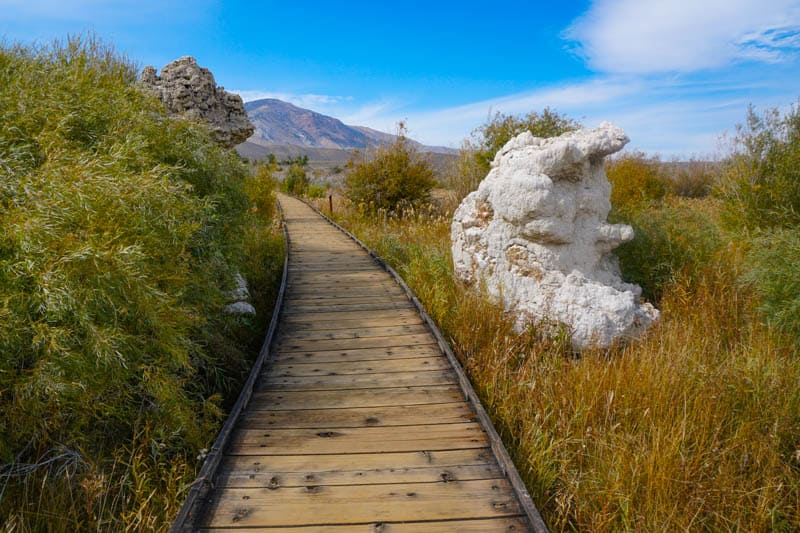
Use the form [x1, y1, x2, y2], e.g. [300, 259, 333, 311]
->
[244, 98, 455, 154]
[245, 98, 366, 149]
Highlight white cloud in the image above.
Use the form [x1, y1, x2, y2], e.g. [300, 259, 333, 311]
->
[344, 73, 795, 157]
[233, 90, 353, 109]
[565, 0, 800, 73]
[338, 100, 402, 127]
[363, 78, 641, 148]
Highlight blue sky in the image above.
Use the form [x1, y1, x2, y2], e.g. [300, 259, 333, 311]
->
[2, 0, 800, 156]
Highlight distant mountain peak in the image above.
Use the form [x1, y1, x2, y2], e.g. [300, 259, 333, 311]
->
[243, 97, 455, 154]
[245, 98, 369, 149]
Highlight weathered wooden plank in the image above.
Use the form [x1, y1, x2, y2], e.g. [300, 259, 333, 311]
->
[287, 279, 398, 289]
[273, 333, 434, 352]
[290, 242, 356, 246]
[275, 324, 428, 342]
[201, 478, 521, 527]
[285, 287, 404, 300]
[239, 402, 475, 429]
[280, 315, 424, 332]
[281, 308, 421, 323]
[287, 260, 373, 265]
[228, 423, 487, 455]
[285, 287, 406, 300]
[249, 385, 464, 410]
[289, 252, 374, 259]
[284, 295, 408, 306]
[290, 266, 379, 273]
[289, 271, 388, 282]
[261, 369, 454, 391]
[289, 251, 371, 256]
[289, 252, 365, 258]
[282, 301, 415, 314]
[200, 516, 529, 532]
[270, 344, 441, 363]
[267, 356, 448, 376]
[222, 448, 494, 470]
[214, 462, 502, 489]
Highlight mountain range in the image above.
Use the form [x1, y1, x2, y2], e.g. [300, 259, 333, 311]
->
[238, 98, 455, 160]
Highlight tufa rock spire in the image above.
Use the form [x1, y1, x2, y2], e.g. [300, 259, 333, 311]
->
[451, 123, 658, 349]
[138, 56, 254, 148]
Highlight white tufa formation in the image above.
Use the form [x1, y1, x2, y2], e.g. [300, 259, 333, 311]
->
[224, 273, 256, 316]
[451, 123, 658, 349]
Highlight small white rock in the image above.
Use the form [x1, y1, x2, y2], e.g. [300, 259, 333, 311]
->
[224, 301, 256, 316]
[227, 273, 251, 302]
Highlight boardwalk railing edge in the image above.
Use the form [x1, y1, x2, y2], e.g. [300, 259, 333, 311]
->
[170, 199, 290, 532]
[297, 196, 550, 533]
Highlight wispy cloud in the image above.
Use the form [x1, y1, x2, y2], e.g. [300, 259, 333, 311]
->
[337, 100, 403, 127]
[233, 90, 353, 109]
[337, 72, 795, 156]
[564, 0, 800, 74]
[351, 78, 642, 148]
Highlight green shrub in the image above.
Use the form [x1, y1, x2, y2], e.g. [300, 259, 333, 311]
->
[743, 228, 800, 345]
[0, 36, 282, 528]
[606, 152, 668, 213]
[718, 103, 800, 231]
[613, 200, 723, 302]
[667, 159, 719, 198]
[344, 122, 436, 212]
[306, 182, 328, 198]
[715, 101, 800, 346]
[282, 162, 309, 195]
[245, 161, 278, 220]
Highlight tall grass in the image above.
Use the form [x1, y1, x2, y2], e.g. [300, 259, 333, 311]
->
[0, 37, 283, 529]
[318, 191, 800, 530]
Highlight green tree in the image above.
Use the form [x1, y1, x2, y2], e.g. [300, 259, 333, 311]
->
[344, 122, 436, 212]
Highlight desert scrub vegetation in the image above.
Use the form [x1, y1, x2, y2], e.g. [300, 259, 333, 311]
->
[313, 105, 800, 530]
[0, 37, 283, 530]
[344, 122, 436, 212]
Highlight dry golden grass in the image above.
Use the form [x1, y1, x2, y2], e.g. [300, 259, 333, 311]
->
[317, 196, 800, 531]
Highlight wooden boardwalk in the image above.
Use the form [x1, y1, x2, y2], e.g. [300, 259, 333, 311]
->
[179, 194, 545, 532]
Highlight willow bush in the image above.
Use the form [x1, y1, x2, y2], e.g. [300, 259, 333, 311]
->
[719, 102, 800, 346]
[344, 122, 436, 212]
[0, 37, 283, 529]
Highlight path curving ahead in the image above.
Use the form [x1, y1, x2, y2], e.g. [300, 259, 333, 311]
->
[193, 194, 546, 531]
